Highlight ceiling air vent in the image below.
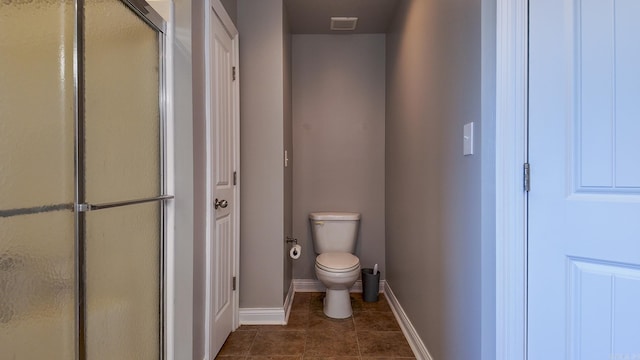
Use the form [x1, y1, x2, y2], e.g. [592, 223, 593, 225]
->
[330, 17, 358, 31]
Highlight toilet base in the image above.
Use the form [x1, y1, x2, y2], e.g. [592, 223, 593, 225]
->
[323, 288, 352, 319]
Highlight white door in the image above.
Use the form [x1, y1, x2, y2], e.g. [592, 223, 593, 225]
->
[207, 7, 238, 358]
[529, 0, 640, 359]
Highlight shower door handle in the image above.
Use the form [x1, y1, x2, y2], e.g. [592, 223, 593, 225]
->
[214, 198, 228, 209]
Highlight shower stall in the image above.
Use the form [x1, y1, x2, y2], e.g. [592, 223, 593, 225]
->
[0, 0, 171, 358]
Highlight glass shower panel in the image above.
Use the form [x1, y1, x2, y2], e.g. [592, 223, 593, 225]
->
[0, 2, 76, 359]
[0, 0, 75, 210]
[0, 212, 76, 360]
[85, 202, 160, 360]
[84, 0, 161, 204]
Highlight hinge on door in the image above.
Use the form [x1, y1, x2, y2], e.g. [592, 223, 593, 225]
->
[232, 276, 236, 291]
[233, 171, 237, 186]
[524, 162, 531, 192]
[232, 66, 236, 81]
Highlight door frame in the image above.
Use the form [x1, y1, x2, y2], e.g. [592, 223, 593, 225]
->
[495, 0, 528, 359]
[204, 1, 240, 358]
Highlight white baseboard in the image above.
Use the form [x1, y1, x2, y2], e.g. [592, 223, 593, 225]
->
[239, 281, 295, 325]
[238, 308, 286, 325]
[384, 282, 433, 360]
[293, 278, 386, 293]
[292, 278, 325, 292]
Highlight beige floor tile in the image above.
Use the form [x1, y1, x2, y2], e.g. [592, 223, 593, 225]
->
[249, 331, 306, 356]
[304, 357, 360, 360]
[310, 292, 325, 312]
[351, 294, 392, 313]
[237, 325, 262, 331]
[308, 311, 356, 332]
[217, 292, 414, 359]
[357, 331, 414, 357]
[353, 311, 400, 331]
[218, 331, 257, 356]
[291, 292, 312, 312]
[246, 356, 303, 360]
[304, 330, 360, 357]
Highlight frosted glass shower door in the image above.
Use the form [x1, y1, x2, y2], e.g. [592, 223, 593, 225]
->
[83, 1, 165, 359]
[0, 2, 77, 359]
[0, 0, 167, 358]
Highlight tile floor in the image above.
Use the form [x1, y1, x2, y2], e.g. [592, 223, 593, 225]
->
[215, 292, 416, 360]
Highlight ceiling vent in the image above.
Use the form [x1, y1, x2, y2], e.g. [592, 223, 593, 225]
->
[330, 17, 359, 31]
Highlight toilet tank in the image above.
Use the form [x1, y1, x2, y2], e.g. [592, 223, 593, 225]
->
[309, 212, 361, 254]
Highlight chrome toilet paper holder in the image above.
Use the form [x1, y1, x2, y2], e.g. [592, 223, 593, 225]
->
[285, 236, 298, 245]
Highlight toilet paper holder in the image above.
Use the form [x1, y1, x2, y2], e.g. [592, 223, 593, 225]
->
[285, 236, 298, 245]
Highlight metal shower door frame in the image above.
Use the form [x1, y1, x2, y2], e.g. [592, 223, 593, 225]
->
[72, 1, 170, 359]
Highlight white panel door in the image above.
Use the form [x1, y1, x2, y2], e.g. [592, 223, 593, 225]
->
[208, 8, 236, 358]
[529, 0, 640, 359]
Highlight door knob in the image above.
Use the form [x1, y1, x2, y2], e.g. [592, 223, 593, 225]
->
[214, 198, 229, 209]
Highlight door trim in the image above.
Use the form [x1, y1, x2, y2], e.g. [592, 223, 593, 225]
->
[204, 1, 240, 358]
[495, 0, 528, 359]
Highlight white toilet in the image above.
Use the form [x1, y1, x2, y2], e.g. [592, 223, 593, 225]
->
[309, 211, 361, 319]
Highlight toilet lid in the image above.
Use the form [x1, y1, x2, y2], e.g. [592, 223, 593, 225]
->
[316, 252, 360, 273]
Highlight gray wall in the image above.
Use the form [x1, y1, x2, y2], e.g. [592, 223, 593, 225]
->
[385, 0, 486, 359]
[220, 0, 237, 25]
[480, 0, 496, 359]
[283, 4, 293, 302]
[292, 34, 386, 280]
[238, 0, 288, 308]
[172, 0, 194, 358]
[191, 0, 207, 357]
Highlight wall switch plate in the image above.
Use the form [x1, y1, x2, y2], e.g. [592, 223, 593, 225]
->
[463, 122, 474, 156]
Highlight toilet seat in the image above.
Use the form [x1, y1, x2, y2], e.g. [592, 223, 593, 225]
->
[315, 252, 360, 273]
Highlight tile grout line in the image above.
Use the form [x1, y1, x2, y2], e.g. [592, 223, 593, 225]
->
[245, 328, 259, 359]
[301, 295, 310, 360]
[353, 310, 363, 360]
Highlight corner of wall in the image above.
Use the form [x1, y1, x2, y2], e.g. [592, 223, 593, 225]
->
[282, 0, 294, 304]
[190, 0, 207, 358]
[171, 0, 195, 358]
[237, 0, 286, 309]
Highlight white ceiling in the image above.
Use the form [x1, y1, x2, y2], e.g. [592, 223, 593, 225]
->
[284, 0, 400, 34]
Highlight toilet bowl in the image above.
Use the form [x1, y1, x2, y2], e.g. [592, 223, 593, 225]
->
[309, 212, 361, 319]
[315, 252, 360, 318]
